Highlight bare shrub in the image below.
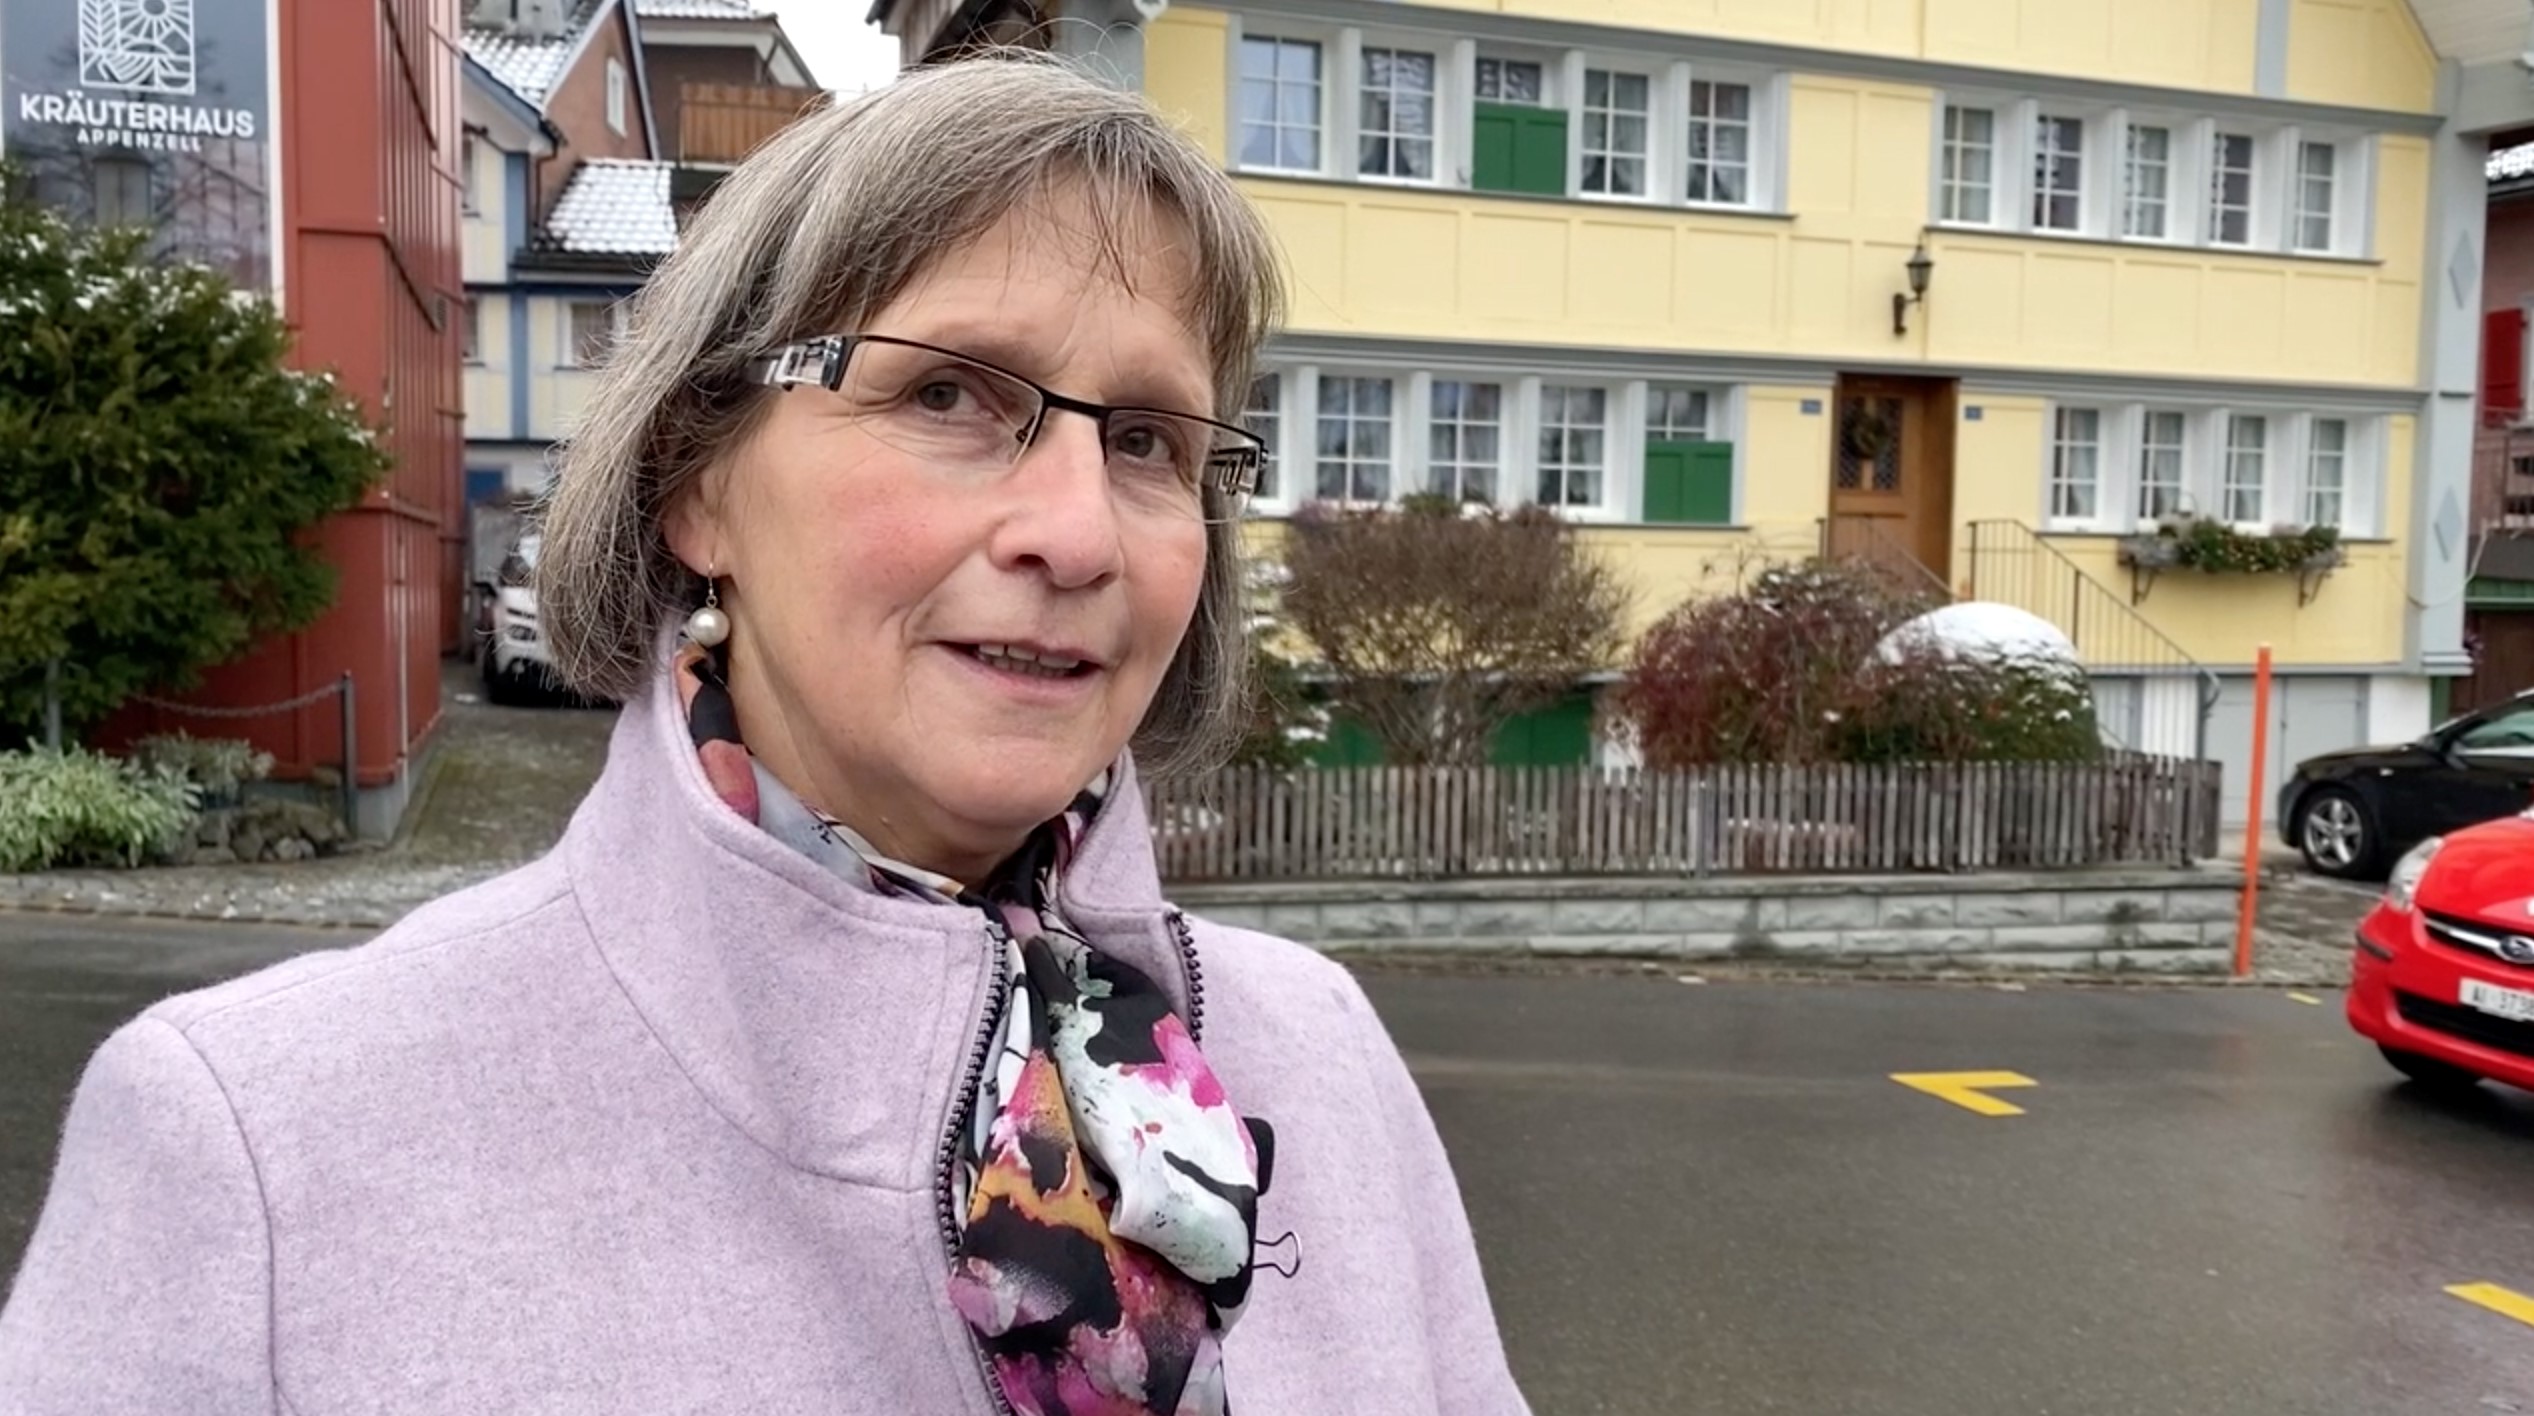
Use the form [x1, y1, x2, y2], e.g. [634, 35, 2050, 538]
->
[1280, 496, 1630, 766]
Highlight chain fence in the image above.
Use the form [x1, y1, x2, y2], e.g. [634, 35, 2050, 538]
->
[89, 669, 360, 836]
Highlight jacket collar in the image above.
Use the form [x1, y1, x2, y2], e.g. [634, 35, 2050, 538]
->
[562, 651, 1188, 1188]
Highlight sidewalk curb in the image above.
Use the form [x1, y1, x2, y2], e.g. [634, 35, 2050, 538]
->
[0, 899, 382, 931]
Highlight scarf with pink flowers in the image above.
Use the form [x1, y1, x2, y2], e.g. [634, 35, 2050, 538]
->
[675, 643, 1275, 1416]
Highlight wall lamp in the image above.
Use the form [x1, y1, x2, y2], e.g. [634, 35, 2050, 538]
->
[1892, 240, 1934, 337]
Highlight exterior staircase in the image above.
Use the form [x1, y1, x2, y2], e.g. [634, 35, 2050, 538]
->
[1961, 520, 2221, 760]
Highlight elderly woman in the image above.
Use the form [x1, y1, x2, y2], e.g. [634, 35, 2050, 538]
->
[0, 57, 1527, 1416]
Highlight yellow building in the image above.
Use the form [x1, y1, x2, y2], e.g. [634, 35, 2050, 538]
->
[877, 0, 2534, 821]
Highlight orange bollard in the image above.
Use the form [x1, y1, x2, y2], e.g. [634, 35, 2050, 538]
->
[2234, 644, 2274, 978]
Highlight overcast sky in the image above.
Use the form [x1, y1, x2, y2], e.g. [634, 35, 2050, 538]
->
[765, 1, 904, 94]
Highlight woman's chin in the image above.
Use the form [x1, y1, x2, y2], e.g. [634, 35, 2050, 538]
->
[918, 750, 1108, 833]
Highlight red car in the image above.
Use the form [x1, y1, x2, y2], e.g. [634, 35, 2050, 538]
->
[2351, 814, 2534, 1093]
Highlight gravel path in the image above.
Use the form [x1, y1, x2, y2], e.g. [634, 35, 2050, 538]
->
[0, 669, 614, 930]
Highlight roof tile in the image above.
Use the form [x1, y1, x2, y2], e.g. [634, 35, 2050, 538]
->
[539, 159, 679, 258]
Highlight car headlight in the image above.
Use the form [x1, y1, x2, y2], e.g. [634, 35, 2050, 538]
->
[2387, 837, 2443, 913]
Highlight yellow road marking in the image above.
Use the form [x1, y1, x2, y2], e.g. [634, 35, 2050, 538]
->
[2449, 1283, 2534, 1328]
[1890, 1071, 2039, 1117]
[2287, 992, 2323, 1006]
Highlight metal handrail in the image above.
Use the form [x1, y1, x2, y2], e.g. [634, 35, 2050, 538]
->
[1817, 515, 1955, 602]
[1964, 520, 2222, 761]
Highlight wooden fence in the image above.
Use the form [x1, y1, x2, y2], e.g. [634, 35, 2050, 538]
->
[1142, 757, 2224, 881]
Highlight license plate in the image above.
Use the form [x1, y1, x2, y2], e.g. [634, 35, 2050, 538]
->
[2462, 978, 2534, 1023]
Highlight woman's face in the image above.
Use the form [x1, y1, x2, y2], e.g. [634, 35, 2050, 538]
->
[670, 190, 1214, 880]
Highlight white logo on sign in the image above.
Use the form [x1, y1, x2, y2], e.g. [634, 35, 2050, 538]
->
[77, 0, 197, 97]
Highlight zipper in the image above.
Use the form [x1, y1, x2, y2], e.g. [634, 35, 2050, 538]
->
[934, 909, 1205, 1416]
[1167, 907, 1207, 1044]
[936, 915, 1019, 1416]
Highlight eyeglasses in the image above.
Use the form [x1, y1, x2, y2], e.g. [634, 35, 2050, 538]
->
[750, 333, 1267, 524]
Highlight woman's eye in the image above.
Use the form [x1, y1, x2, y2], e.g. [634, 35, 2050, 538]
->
[913, 380, 966, 412]
[1114, 426, 1162, 460]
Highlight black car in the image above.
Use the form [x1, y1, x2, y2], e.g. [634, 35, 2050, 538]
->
[2280, 691, 2534, 878]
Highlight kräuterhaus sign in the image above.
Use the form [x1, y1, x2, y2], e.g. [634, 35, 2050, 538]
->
[2, 0, 276, 290]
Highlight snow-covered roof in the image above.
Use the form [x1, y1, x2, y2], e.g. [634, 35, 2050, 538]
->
[464, 0, 611, 110]
[540, 159, 679, 257]
[635, 0, 763, 15]
[2496, 142, 2534, 183]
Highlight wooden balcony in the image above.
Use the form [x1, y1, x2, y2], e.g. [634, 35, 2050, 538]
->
[676, 83, 827, 166]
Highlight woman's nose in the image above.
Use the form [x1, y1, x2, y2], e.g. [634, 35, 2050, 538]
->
[993, 410, 1126, 588]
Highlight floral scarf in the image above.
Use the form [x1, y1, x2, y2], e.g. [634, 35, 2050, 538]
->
[675, 643, 1274, 1416]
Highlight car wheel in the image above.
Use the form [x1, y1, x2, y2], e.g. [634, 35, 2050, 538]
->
[2296, 787, 2380, 879]
[2378, 1044, 2483, 1093]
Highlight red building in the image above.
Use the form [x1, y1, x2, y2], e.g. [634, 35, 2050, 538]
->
[2462, 142, 2534, 713]
[93, 0, 467, 835]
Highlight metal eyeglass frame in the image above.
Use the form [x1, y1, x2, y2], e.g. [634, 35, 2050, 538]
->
[749, 333, 1268, 501]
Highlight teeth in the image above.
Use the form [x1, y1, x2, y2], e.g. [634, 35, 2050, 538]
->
[971, 644, 1083, 677]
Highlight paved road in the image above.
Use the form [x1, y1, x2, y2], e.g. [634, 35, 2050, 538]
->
[0, 914, 318, 1262]
[1365, 968, 2534, 1416]
[4, 916, 2530, 1414]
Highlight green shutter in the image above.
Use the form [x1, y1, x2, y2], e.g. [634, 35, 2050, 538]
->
[1473, 105, 1519, 194]
[1490, 693, 1595, 767]
[1314, 713, 1386, 767]
[1644, 439, 1735, 525]
[1473, 102, 1567, 197]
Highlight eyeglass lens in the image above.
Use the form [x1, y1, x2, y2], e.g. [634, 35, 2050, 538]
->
[829, 340, 1252, 522]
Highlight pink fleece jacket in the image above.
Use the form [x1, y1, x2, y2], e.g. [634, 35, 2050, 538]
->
[0, 665, 1530, 1415]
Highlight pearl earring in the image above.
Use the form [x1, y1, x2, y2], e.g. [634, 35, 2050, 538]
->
[684, 576, 730, 648]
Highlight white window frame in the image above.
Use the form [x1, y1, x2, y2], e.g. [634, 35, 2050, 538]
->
[1535, 382, 1617, 513]
[460, 296, 483, 366]
[1474, 55, 1549, 106]
[1245, 362, 1740, 522]
[606, 58, 628, 138]
[559, 298, 625, 369]
[2119, 118, 2179, 242]
[2134, 406, 2191, 523]
[1683, 72, 1760, 209]
[2029, 109, 2090, 233]
[1313, 371, 1402, 506]
[2038, 401, 2383, 537]
[1933, 96, 2373, 258]
[1575, 62, 1657, 201]
[1427, 375, 1508, 504]
[1356, 40, 1445, 185]
[461, 133, 481, 216]
[1232, 29, 1329, 177]
[1938, 101, 2004, 227]
[2045, 405, 2110, 530]
[2303, 414, 2350, 529]
[2204, 123, 2263, 250]
[1223, 20, 1787, 213]
[1646, 385, 1715, 442]
[1242, 372, 1286, 506]
[2219, 412, 2272, 526]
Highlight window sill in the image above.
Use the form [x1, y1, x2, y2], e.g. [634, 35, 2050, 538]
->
[2040, 527, 2390, 547]
[1931, 222, 2382, 268]
[1232, 169, 1794, 222]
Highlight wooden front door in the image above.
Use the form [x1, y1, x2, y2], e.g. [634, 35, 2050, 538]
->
[1827, 375, 1956, 583]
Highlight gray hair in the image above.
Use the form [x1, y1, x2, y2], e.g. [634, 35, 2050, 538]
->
[537, 53, 1284, 780]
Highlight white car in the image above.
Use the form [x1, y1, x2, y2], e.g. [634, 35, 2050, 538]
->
[475, 532, 556, 704]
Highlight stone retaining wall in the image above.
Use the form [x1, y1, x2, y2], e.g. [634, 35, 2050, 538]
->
[1169, 870, 2244, 973]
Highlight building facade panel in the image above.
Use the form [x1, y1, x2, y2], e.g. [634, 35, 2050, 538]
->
[2287, 0, 2439, 112]
[1397, 0, 2303, 101]
[1162, 6, 2434, 385]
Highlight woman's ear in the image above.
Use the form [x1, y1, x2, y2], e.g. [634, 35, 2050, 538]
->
[664, 476, 726, 580]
